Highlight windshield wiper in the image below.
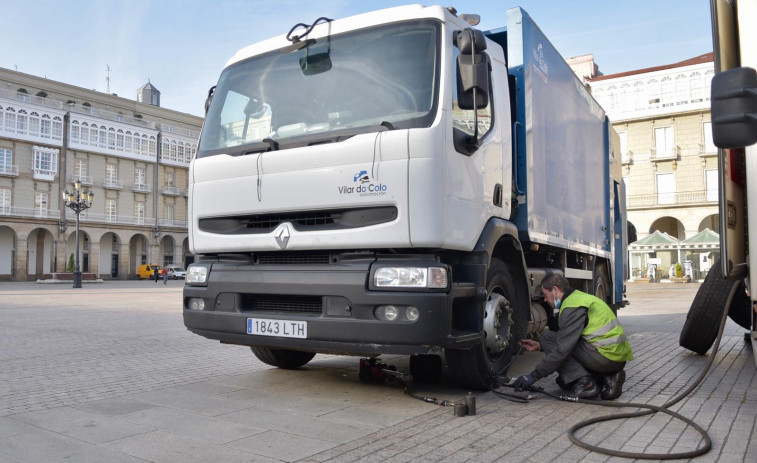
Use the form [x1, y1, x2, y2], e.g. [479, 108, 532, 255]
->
[234, 123, 396, 156]
[262, 138, 279, 151]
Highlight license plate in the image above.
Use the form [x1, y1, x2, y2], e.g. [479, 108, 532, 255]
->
[247, 318, 307, 339]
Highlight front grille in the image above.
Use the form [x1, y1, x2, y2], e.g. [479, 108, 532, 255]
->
[255, 252, 331, 265]
[241, 294, 322, 315]
[198, 206, 397, 235]
[245, 212, 335, 230]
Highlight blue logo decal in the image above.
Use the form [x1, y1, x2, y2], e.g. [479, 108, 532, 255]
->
[354, 170, 369, 183]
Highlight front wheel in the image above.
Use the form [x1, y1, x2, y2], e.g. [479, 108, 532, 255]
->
[250, 346, 315, 369]
[446, 259, 528, 390]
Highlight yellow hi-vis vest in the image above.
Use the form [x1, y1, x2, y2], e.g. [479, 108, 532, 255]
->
[559, 290, 634, 363]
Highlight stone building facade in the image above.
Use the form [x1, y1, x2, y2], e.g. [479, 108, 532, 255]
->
[0, 68, 202, 280]
[587, 53, 717, 279]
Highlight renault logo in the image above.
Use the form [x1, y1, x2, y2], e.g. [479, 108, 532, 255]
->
[275, 225, 291, 249]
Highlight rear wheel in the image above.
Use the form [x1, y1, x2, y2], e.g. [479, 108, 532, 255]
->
[250, 347, 315, 369]
[593, 264, 611, 306]
[446, 259, 527, 390]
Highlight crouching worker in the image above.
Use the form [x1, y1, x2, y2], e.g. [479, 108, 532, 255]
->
[512, 274, 633, 400]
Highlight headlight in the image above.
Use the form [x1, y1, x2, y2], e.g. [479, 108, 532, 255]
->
[373, 266, 448, 288]
[186, 266, 208, 284]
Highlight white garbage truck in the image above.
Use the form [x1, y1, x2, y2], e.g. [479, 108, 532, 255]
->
[183, 5, 628, 388]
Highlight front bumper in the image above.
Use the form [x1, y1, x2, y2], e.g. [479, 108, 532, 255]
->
[182, 256, 482, 355]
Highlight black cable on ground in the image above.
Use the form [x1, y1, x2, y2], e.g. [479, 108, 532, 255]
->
[563, 282, 739, 459]
[491, 344, 531, 403]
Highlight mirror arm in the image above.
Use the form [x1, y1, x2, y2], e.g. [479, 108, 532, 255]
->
[468, 29, 480, 147]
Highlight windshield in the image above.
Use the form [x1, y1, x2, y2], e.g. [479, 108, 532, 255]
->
[198, 20, 440, 157]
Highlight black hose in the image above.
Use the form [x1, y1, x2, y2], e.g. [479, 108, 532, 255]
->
[564, 282, 740, 459]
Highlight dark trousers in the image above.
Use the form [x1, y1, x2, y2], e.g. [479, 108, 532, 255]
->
[540, 330, 625, 384]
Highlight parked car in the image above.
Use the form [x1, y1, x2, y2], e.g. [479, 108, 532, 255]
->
[164, 265, 186, 279]
[137, 264, 162, 280]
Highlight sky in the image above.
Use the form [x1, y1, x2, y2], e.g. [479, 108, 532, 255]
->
[3, 1, 713, 117]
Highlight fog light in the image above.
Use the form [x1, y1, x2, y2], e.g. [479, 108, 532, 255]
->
[384, 305, 399, 321]
[406, 306, 420, 322]
[188, 298, 205, 310]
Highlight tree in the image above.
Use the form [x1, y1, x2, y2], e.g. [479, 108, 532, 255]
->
[67, 253, 75, 273]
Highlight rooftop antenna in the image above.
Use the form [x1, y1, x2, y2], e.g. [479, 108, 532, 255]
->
[106, 65, 111, 94]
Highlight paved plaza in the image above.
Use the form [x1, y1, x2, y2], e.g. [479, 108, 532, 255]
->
[0, 281, 754, 462]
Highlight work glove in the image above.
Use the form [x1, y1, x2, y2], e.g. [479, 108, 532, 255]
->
[512, 374, 536, 392]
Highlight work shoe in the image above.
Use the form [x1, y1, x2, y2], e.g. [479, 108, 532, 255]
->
[599, 370, 626, 400]
[555, 376, 574, 391]
[570, 375, 599, 399]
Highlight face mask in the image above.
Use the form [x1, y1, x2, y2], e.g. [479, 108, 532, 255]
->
[553, 289, 561, 309]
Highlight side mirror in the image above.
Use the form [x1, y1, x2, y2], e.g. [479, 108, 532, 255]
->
[204, 86, 216, 115]
[711, 67, 757, 148]
[455, 28, 489, 110]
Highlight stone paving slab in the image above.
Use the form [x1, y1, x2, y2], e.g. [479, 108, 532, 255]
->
[0, 281, 754, 462]
[117, 406, 267, 445]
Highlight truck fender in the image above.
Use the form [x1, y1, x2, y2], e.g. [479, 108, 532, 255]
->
[473, 218, 531, 320]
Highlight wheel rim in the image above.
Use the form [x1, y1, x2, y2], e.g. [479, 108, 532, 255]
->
[483, 290, 513, 359]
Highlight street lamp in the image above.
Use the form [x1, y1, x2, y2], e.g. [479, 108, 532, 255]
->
[63, 179, 94, 288]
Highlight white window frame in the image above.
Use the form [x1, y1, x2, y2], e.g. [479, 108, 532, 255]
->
[656, 172, 676, 205]
[106, 199, 117, 222]
[32, 146, 58, 181]
[135, 202, 145, 224]
[0, 188, 10, 214]
[135, 167, 146, 186]
[705, 169, 718, 202]
[654, 126, 675, 159]
[164, 204, 175, 222]
[4, 109, 16, 133]
[618, 132, 628, 163]
[106, 164, 118, 182]
[75, 159, 88, 180]
[703, 121, 716, 154]
[0, 148, 12, 174]
[35, 192, 48, 218]
[40, 117, 51, 139]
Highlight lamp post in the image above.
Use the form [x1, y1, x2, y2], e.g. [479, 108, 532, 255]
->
[63, 179, 94, 288]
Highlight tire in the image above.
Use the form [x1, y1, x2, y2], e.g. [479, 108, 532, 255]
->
[250, 346, 315, 369]
[409, 354, 443, 383]
[680, 258, 747, 354]
[592, 264, 611, 306]
[728, 280, 751, 329]
[446, 258, 528, 390]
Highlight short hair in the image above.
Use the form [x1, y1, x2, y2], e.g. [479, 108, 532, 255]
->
[541, 273, 571, 292]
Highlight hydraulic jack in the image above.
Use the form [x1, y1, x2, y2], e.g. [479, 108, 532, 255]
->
[358, 358, 413, 383]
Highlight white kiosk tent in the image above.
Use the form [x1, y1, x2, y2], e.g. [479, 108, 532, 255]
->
[680, 228, 720, 280]
[628, 229, 720, 281]
[628, 230, 680, 280]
